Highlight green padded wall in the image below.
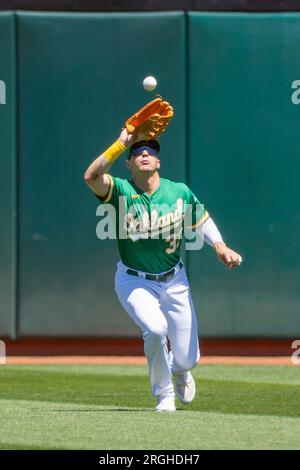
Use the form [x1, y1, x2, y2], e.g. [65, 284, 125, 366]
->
[188, 13, 300, 337]
[2, 11, 299, 339]
[0, 12, 16, 338]
[17, 12, 186, 336]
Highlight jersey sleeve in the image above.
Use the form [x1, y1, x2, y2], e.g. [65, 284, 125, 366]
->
[94, 174, 121, 207]
[184, 187, 209, 229]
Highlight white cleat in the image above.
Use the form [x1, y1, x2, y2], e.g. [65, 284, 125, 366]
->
[174, 371, 196, 405]
[155, 395, 176, 413]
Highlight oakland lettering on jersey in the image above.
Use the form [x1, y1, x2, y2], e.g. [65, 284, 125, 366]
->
[95, 176, 207, 266]
[125, 198, 184, 241]
[96, 197, 203, 251]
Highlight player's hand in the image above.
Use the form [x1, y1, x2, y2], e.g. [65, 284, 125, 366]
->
[214, 242, 242, 270]
[119, 128, 134, 147]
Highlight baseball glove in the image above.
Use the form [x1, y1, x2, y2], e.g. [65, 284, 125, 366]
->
[125, 95, 174, 143]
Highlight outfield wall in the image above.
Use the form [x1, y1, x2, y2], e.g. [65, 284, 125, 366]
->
[0, 12, 16, 338]
[0, 11, 299, 338]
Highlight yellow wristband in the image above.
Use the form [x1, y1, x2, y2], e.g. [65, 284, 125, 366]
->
[103, 139, 126, 163]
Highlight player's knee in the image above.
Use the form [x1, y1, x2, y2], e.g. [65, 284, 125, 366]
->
[143, 324, 167, 343]
[176, 351, 200, 371]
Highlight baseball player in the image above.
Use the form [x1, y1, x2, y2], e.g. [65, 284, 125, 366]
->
[84, 99, 242, 412]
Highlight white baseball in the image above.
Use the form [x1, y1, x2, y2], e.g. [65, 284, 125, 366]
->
[143, 76, 157, 92]
[238, 255, 243, 265]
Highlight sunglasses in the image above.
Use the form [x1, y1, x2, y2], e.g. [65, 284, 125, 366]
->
[130, 145, 158, 157]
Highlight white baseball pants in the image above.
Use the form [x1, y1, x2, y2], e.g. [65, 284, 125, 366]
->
[114, 260, 200, 398]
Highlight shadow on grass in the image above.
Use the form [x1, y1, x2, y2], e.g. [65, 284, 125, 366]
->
[1, 368, 299, 418]
[44, 408, 152, 412]
[185, 378, 300, 418]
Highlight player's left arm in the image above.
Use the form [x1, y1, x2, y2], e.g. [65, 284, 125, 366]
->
[214, 240, 242, 270]
[197, 217, 242, 270]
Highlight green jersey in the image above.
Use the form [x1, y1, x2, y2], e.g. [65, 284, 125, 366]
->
[96, 175, 208, 274]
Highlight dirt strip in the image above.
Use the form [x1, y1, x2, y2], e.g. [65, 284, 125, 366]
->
[4, 356, 294, 365]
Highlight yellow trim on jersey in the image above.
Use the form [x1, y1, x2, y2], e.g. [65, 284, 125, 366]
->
[186, 210, 209, 229]
[102, 174, 114, 203]
[193, 210, 209, 228]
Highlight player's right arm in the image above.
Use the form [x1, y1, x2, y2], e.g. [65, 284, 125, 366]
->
[83, 128, 133, 198]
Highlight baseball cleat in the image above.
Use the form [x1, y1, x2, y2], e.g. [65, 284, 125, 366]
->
[155, 395, 176, 412]
[174, 371, 196, 404]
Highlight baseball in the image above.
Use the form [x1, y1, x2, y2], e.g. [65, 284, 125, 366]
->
[143, 76, 157, 92]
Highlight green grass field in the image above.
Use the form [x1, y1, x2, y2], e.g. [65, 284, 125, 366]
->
[0, 364, 299, 450]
